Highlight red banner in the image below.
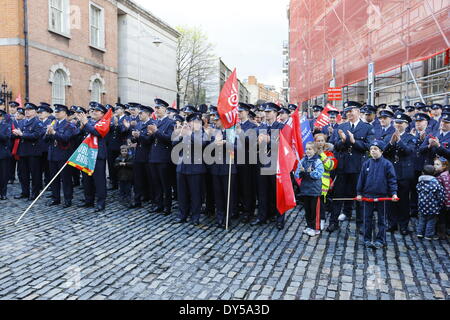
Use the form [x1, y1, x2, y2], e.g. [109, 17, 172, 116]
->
[217, 69, 239, 129]
[276, 127, 297, 215]
[314, 103, 341, 128]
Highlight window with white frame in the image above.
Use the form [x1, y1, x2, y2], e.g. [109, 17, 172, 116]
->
[90, 3, 105, 49]
[52, 70, 66, 105]
[91, 79, 102, 103]
[49, 0, 70, 35]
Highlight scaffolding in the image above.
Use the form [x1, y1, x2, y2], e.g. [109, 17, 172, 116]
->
[289, 0, 450, 107]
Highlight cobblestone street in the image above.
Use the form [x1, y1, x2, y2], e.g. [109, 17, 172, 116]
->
[0, 183, 449, 300]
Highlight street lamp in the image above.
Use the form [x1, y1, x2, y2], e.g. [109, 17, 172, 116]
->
[152, 37, 163, 47]
[0, 80, 13, 109]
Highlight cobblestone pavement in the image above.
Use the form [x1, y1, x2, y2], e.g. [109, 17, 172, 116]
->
[0, 182, 449, 300]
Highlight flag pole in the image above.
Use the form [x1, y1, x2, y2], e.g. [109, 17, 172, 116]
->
[225, 149, 233, 231]
[15, 162, 69, 225]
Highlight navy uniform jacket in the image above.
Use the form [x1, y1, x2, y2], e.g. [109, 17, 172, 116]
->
[321, 123, 339, 139]
[132, 119, 154, 163]
[174, 130, 208, 175]
[408, 118, 440, 133]
[0, 120, 12, 159]
[412, 129, 433, 171]
[46, 119, 80, 161]
[374, 124, 395, 141]
[330, 121, 375, 174]
[16, 117, 45, 157]
[82, 119, 107, 160]
[209, 129, 238, 176]
[419, 130, 450, 165]
[383, 132, 416, 180]
[39, 118, 54, 154]
[108, 116, 130, 152]
[238, 120, 258, 164]
[357, 157, 397, 198]
[149, 117, 175, 164]
[257, 121, 285, 169]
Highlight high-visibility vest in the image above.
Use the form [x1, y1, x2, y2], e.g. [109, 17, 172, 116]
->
[319, 151, 337, 196]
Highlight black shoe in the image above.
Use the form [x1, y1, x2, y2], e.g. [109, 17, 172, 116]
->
[400, 229, 409, 236]
[387, 226, 398, 233]
[174, 217, 186, 224]
[28, 195, 38, 201]
[230, 213, 239, 220]
[276, 223, 284, 230]
[326, 223, 339, 233]
[8, 180, 14, 184]
[129, 203, 142, 209]
[95, 206, 105, 212]
[269, 216, 276, 222]
[192, 221, 200, 226]
[215, 223, 225, 229]
[108, 186, 118, 191]
[47, 200, 61, 206]
[63, 201, 72, 208]
[150, 206, 164, 213]
[14, 194, 28, 199]
[78, 202, 94, 208]
[163, 210, 171, 216]
[0, 196, 7, 201]
[250, 219, 265, 226]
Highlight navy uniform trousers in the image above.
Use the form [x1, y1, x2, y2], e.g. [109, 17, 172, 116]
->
[49, 160, 73, 202]
[212, 173, 237, 225]
[177, 173, 204, 223]
[257, 174, 284, 225]
[82, 159, 107, 208]
[18, 156, 41, 197]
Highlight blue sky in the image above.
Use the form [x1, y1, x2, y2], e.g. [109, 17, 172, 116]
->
[134, 0, 289, 88]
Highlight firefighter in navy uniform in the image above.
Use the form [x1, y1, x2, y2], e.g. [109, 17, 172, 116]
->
[45, 104, 80, 208]
[321, 110, 340, 140]
[383, 113, 416, 235]
[236, 102, 258, 223]
[309, 105, 324, 134]
[0, 110, 12, 200]
[374, 110, 395, 140]
[76, 103, 108, 212]
[208, 110, 238, 228]
[327, 101, 375, 233]
[37, 103, 54, 190]
[173, 112, 209, 226]
[13, 103, 45, 200]
[419, 112, 450, 162]
[7, 101, 19, 184]
[129, 105, 155, 208]
[251, 102, 286, 230]
[148, 99, 175, 215]
[107, 103, 130, 190]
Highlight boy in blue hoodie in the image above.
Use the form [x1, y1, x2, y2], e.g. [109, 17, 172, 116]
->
[357, 140, 399, 249]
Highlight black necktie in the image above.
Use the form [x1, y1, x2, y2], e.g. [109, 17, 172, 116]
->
[351, 124, 355, 131]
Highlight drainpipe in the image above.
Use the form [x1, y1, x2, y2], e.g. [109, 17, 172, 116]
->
[23, 0, 30, 102]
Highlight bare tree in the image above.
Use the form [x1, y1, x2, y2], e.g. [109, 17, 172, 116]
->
[176, 26, 216, 106]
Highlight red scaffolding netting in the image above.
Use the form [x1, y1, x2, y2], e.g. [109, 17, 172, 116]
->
[289, 0, 450, 103]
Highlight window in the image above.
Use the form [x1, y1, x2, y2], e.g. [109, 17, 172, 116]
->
[90, 3, 105, 49]
[91, 79, 102, 103]
[52, 70, 66, 105]
[49, 0, 70, 35]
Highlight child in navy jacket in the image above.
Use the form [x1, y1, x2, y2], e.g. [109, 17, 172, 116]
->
[357, 140, 398, 249]
[295, 142, 324, 237]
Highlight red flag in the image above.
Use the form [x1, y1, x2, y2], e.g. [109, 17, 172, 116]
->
[217, 69, 239, 129]
[314, 103, 341, 128]
[94, 108, 113, 138]
[67, 109, 112, 175]
[171, 100, 177, 109]
[276, 127, 297, 215]
[445, 49, 449, 66]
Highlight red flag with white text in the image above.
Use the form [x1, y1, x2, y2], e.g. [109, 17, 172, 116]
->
[217, 69, 239, 129]
[314, 103, 341, 128]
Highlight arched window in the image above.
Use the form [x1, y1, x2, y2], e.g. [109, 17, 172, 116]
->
[52, 70, 66, 105]
[91, 79, 102, 103]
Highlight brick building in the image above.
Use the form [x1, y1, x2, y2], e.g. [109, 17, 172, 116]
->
[0, 0, 179, 108]
[244, 76, 281, 105]
[0, 0, 118, 107]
